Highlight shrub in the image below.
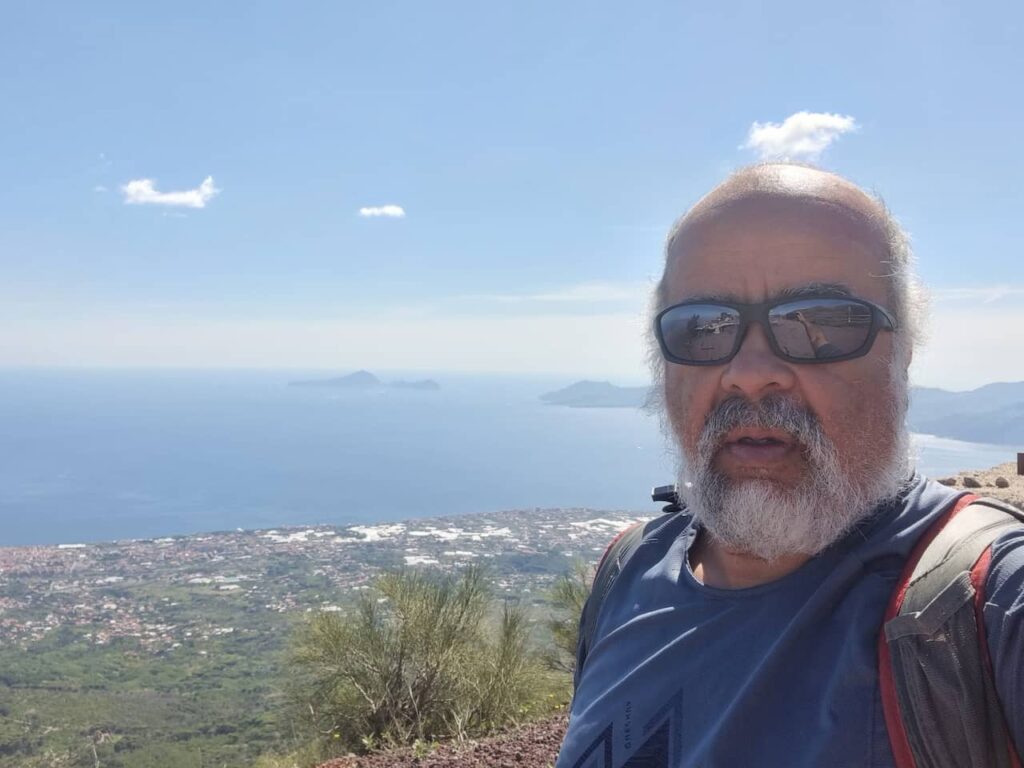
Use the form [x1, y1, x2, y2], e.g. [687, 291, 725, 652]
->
[288, 566, 546, 754]
[543, 560, 592, 674]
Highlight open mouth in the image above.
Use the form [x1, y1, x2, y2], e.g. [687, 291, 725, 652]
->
[735, 436, 785, 446]
[721, 429, 795, 465]
[724, 428, 793, 447]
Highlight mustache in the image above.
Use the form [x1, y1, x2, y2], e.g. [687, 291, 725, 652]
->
[696, 396, 824, 457]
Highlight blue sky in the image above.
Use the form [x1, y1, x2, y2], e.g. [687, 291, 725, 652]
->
[2, 1, 1022, 389]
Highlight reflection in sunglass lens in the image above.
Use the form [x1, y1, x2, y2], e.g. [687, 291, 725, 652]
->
[769, 298, 872, 360]
[659, 304, 741, 362]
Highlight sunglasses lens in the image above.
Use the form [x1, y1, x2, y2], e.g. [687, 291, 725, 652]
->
[769, 298, 873, 360]
[659, 304, 741, 362]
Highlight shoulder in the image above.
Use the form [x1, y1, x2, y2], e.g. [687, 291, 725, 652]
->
[592, 510, 692, 580]
[629, 508, 694, 564]
[984, 522, 1024, 617]
[983, 521, 1024, 750]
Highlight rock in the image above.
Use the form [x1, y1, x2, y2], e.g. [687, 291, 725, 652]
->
[937, 477, 958, 486]
[962, 476, 982, 488]
[996, 477, 1010, 488]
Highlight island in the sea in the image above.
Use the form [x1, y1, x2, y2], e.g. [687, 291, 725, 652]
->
[289, 369, 440, 391]
[540, 380, 649, 408]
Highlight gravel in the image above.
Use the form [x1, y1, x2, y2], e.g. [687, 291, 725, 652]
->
[318, 715, 568, 768]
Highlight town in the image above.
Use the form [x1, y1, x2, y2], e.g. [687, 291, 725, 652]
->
[0, 507, 650, 653]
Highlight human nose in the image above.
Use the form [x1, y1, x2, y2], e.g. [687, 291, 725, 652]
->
[719, 321, 797, 398]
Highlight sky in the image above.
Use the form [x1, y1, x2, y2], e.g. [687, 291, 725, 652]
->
[1, 1, 1022, 390]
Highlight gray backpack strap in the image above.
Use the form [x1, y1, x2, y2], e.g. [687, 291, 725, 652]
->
[883, 496, 1024, 768]
[573, 521, 647, 691]
[573, 487, 683, 691]
[898, 497, 1024, 616]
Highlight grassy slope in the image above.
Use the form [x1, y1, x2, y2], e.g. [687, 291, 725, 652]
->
[0, 616, 298, 767]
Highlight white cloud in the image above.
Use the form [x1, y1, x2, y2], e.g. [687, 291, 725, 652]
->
[358, 205, 406, 218]
[93, 185, 107, 193]
[742, 111, 858, 160]
[121, 176, 219, 209]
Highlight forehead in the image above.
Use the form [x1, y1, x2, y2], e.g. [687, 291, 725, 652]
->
[664, 195, 892, 305]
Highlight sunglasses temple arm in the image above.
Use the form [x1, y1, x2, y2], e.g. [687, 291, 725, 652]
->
[878, 306, 897, 330]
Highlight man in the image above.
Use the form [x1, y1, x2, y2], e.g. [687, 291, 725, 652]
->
[556, 163, 1024, 767]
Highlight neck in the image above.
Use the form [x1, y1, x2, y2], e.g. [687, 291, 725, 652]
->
[689, 532, 810, 588]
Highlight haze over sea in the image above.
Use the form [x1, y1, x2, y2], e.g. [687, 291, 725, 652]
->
[0, 369, 1015, 547]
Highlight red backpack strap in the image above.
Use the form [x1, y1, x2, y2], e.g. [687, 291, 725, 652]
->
[878, 493, 977, 768]
[879, 493, 1024, 768]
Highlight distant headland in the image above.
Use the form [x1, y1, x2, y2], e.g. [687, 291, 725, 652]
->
[542, 379, 1024, 446]
[540, 380, 649, 408]
[289, 370, 440, 391]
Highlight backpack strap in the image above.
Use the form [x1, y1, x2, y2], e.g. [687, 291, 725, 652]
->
[880, 494, 1024, 768]
[573, 486, 682, 691]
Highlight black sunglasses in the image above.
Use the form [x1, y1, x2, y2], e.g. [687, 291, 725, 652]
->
[654, 295, 897, 365]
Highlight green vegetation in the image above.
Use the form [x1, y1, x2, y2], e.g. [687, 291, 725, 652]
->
[0, 511, 622, 767]
[543, 559, 592, 675]
[286, 566, 565, 761]
[0, 629, 292, 767]
[0, 562, 589, 767]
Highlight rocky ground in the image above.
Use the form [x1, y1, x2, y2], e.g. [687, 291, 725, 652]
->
[935, 461, 1024, 509]
[318, 715, 568, 768]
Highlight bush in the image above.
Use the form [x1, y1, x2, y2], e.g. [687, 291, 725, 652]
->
[288, 566, 547, 754]
[543, 560, 592, 675]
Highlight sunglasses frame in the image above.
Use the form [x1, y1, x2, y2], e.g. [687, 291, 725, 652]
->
[654, 295, 898, 366]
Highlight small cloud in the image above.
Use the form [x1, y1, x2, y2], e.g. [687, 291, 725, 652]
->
[742, 111, 857, 160]
[121, 176, 219, 209]
[358, 205, 406, 218]
[93, 185, 107, 193]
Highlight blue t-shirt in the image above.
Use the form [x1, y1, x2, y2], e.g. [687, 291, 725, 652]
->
[557, 475, 1024, 768]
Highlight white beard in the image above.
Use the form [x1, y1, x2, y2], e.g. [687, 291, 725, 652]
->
[675, 394, 911, 562]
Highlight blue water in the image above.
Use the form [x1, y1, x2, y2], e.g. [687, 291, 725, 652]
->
[0, 370, 1016, 546]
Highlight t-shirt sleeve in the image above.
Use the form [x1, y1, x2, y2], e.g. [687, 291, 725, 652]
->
[984, 526, 1024, 754]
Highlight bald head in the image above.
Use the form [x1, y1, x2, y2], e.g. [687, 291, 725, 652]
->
[667, 164, 890, 264]
[652, 162, 923, 373]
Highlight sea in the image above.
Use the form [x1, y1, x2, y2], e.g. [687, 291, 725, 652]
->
[0, 369, 1016, 547]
